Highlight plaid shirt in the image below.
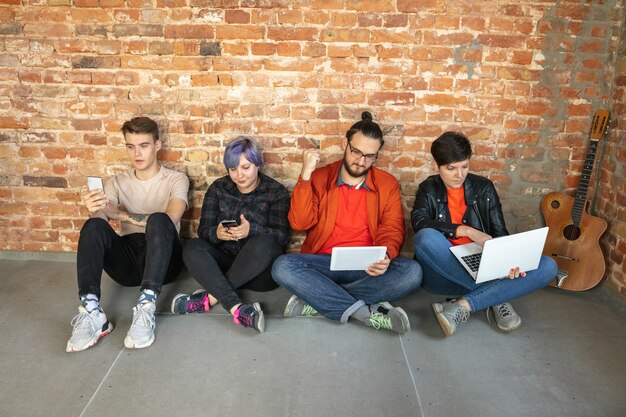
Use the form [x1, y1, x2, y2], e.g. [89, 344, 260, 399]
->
[197, 173, 290, 255]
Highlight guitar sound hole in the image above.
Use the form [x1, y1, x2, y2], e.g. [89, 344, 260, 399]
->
[563, 224, 581, 241]
[550, 200, 560, 209]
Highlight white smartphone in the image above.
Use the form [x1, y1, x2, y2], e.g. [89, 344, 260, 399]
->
[87, 176, 104, 191]
[220, 219, 238, 229]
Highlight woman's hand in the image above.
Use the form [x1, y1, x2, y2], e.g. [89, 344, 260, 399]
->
[217, 214, 250, 241]
[507, 267, 527, 279]
[457, 225, 492, 247]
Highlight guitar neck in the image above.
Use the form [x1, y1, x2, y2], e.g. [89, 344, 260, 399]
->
[571, 139, 599, 226]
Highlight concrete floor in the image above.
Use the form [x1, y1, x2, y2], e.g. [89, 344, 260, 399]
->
[1, 252, 625, 417]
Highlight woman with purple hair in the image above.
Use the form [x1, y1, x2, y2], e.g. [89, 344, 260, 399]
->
[171, 136, 290, 333]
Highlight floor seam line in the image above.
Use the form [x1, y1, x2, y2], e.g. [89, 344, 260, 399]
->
[78, 348, 125, 417]
[400, 336, 425, 417]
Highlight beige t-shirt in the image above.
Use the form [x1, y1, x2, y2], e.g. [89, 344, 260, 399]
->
[105, 166, 189, 236]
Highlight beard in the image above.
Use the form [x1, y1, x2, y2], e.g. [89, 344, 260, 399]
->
[342, 156, 372, 179]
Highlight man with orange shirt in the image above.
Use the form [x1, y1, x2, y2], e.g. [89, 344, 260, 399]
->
[272, 112, 422, 334]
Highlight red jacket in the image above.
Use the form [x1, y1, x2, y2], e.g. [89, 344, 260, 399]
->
[289, 160, 406, 259]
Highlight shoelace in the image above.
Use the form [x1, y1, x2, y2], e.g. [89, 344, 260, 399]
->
[368, 312, 392, 330]
[70, 311, 96, 337]
[494, 303, 513, 318]
[132, 304, 155, 329]
[452, 305, 470, 325]
[186, 294, 208, 313]
[301, 304, 317, 317]
[234, 306, 254, 328]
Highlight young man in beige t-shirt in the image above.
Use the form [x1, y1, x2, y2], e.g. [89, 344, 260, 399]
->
[67, 117, 189, 352]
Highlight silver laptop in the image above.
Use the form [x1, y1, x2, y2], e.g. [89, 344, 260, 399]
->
[330, 246, 387, 271]
[449, 227, 549, 284]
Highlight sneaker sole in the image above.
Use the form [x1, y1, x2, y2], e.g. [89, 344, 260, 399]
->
[253, 302, 265, 333]
[393, 306, 411, 334]
[432, 303, 454, 337]
[124, 332, 155, 349]
[66, 321, 114, 353]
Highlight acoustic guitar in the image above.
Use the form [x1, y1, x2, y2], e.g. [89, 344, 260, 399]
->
[541, 109, 609, 291]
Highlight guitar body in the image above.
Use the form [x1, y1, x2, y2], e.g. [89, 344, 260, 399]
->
[542, 191, 607, 291]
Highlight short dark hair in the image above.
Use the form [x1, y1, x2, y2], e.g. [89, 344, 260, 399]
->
[121, 117, 159, 142]
[431, 131, 472, 166]
[345, 111, 384, 147]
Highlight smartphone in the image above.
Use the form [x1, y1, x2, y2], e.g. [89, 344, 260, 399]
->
[87, 176, 104, 191]
[220, 219, 238, 229]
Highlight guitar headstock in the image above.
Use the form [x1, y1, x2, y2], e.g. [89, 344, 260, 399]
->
[589, 109, 610, 141]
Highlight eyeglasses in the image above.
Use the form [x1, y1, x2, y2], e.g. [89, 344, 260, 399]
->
[348, 142, 378, 163]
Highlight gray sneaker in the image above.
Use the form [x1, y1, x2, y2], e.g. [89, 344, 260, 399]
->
[283, 295, 319, 318]
[366, 302, 411, 334]
[124, 302, 156, 349]
[66, 306, 113, 352]
[489, 302, 521, 332]
[432, 301, 470, 336]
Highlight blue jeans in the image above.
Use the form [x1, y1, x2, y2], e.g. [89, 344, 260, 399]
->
[272, 254, 422, 322]
[413, 228, 557, 312]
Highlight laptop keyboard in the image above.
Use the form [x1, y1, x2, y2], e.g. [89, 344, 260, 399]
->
[461, 253, 482, 272]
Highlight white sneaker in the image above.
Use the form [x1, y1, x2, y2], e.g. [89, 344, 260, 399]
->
[66, 306, 113, 352]
[124, 302, 156, 349]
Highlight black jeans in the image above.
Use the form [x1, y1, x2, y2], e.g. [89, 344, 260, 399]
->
[183, 234, 282, 312]
[76, 213, 183, 299]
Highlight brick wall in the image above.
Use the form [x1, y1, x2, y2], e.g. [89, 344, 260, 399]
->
[597, 17, 626, 298]
[0, 1, 624, 296]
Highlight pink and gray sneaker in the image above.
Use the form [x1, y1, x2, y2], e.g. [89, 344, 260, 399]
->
[233, 303, 265, 333]
[171, 290, 211, 314]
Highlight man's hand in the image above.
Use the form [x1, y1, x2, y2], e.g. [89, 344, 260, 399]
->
[301, 149, 320, 181]
[367, 256, 390, 276]
[80, 188, 108, 214]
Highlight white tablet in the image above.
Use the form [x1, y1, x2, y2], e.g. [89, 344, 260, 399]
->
[330, 246, 387, 271]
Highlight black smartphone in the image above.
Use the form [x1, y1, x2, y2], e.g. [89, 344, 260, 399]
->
[220, 219, 238, 228]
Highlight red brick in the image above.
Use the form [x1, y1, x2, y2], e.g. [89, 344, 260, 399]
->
[277, 42, 302, 56]
[0, 116, 29, 129]
[321, 28, 369, 43]
[225, 9, 250, 24]
[216, 25, 264, 40]
[268, 27, 319, 42]
[311, 0, 342, 9]
[165, 25, 213, 39]
[251, 42, 277, 56]
[42, 147, 68, 160]
[344, 0, 394, 12]
[278, 10, 302, 24]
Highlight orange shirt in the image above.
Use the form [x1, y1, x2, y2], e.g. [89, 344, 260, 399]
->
[447, 187, 473, 246]
[318, 184, 373, 254]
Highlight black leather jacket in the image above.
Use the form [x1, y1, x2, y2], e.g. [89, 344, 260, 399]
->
[411, 173, 509, 239]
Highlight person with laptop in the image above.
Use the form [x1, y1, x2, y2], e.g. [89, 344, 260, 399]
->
[272, 112, 422, 334]
[411, 131, 557, 336]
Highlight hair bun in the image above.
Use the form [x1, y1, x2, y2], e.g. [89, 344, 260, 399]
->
[361, 111, 373, 121]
